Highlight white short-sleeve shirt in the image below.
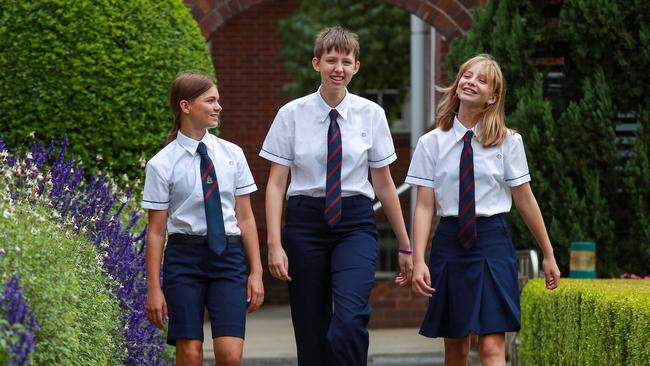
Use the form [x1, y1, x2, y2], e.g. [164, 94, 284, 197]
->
[259, 88, 396, 200]
[142, 130, 257, 236]
[406, 116, 530, 217]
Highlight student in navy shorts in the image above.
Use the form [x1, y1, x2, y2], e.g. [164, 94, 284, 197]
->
[407, 54, 561, 365]
[142, 71, 264, 366]
[259, 27, 413, 366]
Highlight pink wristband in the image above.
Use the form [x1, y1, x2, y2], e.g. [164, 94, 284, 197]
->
[399, 248, 413, 255]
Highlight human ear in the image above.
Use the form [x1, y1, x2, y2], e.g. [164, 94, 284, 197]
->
[312, 57, 320, 72]
[353, 60, 360, 74]
[180, 100, 191, 114]
[487, 94, 497, 106]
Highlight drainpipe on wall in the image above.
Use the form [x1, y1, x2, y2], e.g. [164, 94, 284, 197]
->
[409, 15, 428, 236]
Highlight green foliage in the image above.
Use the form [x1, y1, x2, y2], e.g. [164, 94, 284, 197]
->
[277, 0, 409, 119]
[445, 0, 543, 113]
[623, 111, 650, 272]
[559, 0, 650, 111]
[520, 279, 650, 365]
[0, 0, 214, 180]
[0, 203, 125, 364]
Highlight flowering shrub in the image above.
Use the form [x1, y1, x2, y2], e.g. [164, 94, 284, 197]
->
[620, 273, 650, 279]
[0, 137, 171, 365]
[0, 274, 38, 365]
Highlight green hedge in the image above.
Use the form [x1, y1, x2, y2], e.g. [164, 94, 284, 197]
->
[0, 0, 214, 180]
[0, 202, 125, 365]
[520, 279, 650, 365]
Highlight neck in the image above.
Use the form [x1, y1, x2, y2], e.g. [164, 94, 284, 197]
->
[179, 123, 207, 141]
[319, 86, 346, 108]
[457, 104, 482, 129]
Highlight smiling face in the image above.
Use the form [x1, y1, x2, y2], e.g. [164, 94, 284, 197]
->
[456, 61, 497, 108]
[182, 85, 222, 130]
[312, 49, 360, 95]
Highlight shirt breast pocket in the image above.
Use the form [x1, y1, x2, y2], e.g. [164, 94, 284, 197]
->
[477, 147, 505, 184]
[216, 160, 237, 196]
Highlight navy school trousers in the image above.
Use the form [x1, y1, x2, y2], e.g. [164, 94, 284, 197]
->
[283, 195, 378, 366]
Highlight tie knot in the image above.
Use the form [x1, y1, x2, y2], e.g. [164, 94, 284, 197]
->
[196, 142, 208, 156]
[329, 109, 339, 121]
[464, 130, 474, 142]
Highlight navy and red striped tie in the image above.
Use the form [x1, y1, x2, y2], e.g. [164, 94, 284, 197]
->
[324, 109, 342, 227]
[458, 130, 477, 249]
[197, 142, 227, 255]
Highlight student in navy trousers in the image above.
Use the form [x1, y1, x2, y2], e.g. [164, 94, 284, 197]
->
[143, 71, 264, 366]
[407, 54, 561, 365]
[260, 27, 413, 366]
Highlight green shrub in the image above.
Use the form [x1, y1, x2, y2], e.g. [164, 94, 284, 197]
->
[520, 279, 650, 365]
[0, 202, 125, 365]
[0, 0, 214, 180]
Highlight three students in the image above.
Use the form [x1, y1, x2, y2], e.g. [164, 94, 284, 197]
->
[142, 28, 560, 366]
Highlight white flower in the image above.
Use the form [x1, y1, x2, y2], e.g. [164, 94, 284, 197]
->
[96, 154, 103, 161]
[2, 210, 10, 218]
[120, 196, 128, 204]
[29, 131, 36, 139]
[14, 246, 21, 253]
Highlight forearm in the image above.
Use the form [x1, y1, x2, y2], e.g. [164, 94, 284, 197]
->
[375, 185, 410, 250]
[412, 203, 434, 264]
[513, 185, 554, 257]
[265, 184, 285, 248]
[145, 230, 165, 289]
[265, 164, 289, 249]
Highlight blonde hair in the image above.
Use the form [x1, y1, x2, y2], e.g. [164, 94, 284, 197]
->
[436, 54, 507, 146]
[314, 26, 360, 61]
[167, 71, 216, 144]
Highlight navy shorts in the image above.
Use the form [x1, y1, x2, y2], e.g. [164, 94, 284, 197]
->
[162, 237, 248, 345]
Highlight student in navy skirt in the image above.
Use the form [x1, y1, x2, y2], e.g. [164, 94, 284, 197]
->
[143, 71, 264, 366]
[407, 54, 561, 365]
[260, 27, 412, 366]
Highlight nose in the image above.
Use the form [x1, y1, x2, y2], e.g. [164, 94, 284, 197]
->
[334, 61, 343, 72]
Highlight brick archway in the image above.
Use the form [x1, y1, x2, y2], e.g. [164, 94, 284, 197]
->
[184, 0, 485, 41]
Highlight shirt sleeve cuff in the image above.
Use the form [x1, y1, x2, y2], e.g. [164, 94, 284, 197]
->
[405, 175, 435, 188]
[235, 182, 258, 196]
[506, 173, 531, 187]
[368, 152, 396, 168]
[259, 149, 292, 166]
[142, 200, 169, 210]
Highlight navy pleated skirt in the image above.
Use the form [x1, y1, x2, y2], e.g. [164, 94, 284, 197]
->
[419, 214, 520, 338]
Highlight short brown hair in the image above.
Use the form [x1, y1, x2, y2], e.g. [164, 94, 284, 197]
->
[314, 26, 360, 60]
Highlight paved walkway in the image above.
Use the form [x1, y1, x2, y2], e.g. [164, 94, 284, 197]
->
[202, 305, 483, 365]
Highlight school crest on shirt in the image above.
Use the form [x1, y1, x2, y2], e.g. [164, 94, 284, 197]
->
[206, 176, 213, 184]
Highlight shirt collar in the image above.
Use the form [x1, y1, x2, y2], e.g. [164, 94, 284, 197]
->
[315, 86, 351, 124]
[176, 130, 212, 156]
[453, 115, 481, 143]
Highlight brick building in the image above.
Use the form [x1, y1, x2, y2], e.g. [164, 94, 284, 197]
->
[183, 0, 485, 328]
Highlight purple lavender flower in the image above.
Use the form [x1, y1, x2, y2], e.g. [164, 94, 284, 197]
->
[0, 274, 39, 365]
[1, 139, 171, 365]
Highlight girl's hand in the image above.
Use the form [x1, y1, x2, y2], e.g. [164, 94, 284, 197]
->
[411, 261, 435, 297]
[146, 287, 168, 329]
[247, 272, 265, 313]
[268, 245, 292, 281]
[543, 256, 561, 290]
[394, 252, 414, 287]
